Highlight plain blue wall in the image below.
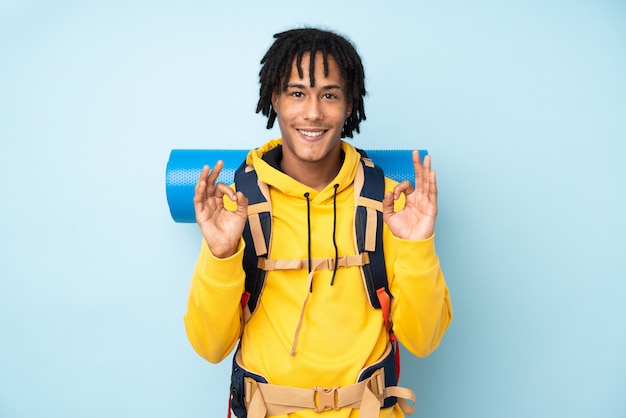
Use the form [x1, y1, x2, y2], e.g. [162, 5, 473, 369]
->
[1, 1, 625, 417]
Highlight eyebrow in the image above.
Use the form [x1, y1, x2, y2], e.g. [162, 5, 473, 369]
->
[285, 82, 343, 91]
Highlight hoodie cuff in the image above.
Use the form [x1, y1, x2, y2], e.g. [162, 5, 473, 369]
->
[198, 239, 246, 287]
[392, 233, 439, 276]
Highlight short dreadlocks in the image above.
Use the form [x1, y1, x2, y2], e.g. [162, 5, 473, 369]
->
[256, 28, 366, 138]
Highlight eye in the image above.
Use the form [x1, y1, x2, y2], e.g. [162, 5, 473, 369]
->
[323, 93, 338, 100]
[290, 91, 304, 98]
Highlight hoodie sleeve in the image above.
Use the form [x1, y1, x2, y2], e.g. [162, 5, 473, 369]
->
[388, 234, 452, 357]
[183, 238, 246, 363]
[384, 182, 453, 358]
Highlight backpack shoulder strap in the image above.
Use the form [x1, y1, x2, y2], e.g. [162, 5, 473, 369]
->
[355, 150, 399, 381]
[234, 162, 272, 317]
[353, 151, 390, 312]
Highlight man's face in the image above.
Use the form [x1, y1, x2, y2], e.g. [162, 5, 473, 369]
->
[272, 52, 352, 167]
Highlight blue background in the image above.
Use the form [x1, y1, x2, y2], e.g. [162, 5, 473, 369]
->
[1, 1, 625, 417]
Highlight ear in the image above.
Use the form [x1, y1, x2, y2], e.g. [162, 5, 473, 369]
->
[271, 89, 279, 112]
[346, 101, 353, 118]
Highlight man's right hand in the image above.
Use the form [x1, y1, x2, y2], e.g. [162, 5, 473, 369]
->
[193, 161, 248, 258]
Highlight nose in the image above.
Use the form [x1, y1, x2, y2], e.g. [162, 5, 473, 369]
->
[303, 96, 322, 120]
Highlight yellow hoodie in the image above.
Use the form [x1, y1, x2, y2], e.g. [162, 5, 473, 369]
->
[184, 139, 452, 417]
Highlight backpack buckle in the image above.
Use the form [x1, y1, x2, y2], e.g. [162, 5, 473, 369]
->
[313, 386, 340, 412]
[244, 377, 259, 408]
[366, 369, 385, 400]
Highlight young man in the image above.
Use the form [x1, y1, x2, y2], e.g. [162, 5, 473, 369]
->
[184, 28, 452, 417]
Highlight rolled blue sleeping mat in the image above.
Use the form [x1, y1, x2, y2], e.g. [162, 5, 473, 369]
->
[165, 149, 427, 223]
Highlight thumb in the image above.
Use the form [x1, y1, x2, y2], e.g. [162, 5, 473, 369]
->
[233, 191, 249, 219]
[382, 191, 395, 221]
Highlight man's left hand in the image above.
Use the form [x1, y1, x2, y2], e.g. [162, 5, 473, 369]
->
[382, 150, 438, 240]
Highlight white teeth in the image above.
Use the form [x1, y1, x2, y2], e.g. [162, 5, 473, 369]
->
[298, 130, 325, 137]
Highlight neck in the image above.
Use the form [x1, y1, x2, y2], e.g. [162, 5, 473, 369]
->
[281, 148, 343, 191]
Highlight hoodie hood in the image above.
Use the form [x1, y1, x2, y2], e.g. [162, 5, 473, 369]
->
[245, 138, 362, 202]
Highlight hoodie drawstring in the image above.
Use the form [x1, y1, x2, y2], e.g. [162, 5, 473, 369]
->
[330, 184, 339, 285]
[291, 185, 340, 356]
[304, 192, 312, 290]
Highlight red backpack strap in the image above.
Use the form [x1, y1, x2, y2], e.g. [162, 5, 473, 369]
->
[376, 287, 401, 381]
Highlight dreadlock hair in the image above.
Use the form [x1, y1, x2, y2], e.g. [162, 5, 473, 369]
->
[256, 28, 366, 138]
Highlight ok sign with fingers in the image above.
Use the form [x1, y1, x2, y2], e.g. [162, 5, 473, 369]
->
[382, 150, 438, 241]
[193, 161, 249, 258]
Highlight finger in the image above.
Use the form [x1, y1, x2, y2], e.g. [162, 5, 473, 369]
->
[214, 182, 237, 201]
[414, 153, 431, 195]
[382, 191, 395, 219]
[193, 165, 210, 203]
[423, 153, 431, 170]
[206, 160, 224, 187]
[233, 191, 249, 218]
[412, 150, 424, 190]
[429, 170, 438, 205]
[200, 160, 224, 198]
[194, 165, 209, 192]
[413, 149, 423, 165]
[393, 180, 414, 199]
[421, 155, 432, 196]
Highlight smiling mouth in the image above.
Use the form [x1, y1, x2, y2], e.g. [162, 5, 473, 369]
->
[297, 129, 326, 138]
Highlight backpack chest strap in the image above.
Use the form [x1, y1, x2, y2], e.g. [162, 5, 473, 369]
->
[258, 253, 370, 271]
